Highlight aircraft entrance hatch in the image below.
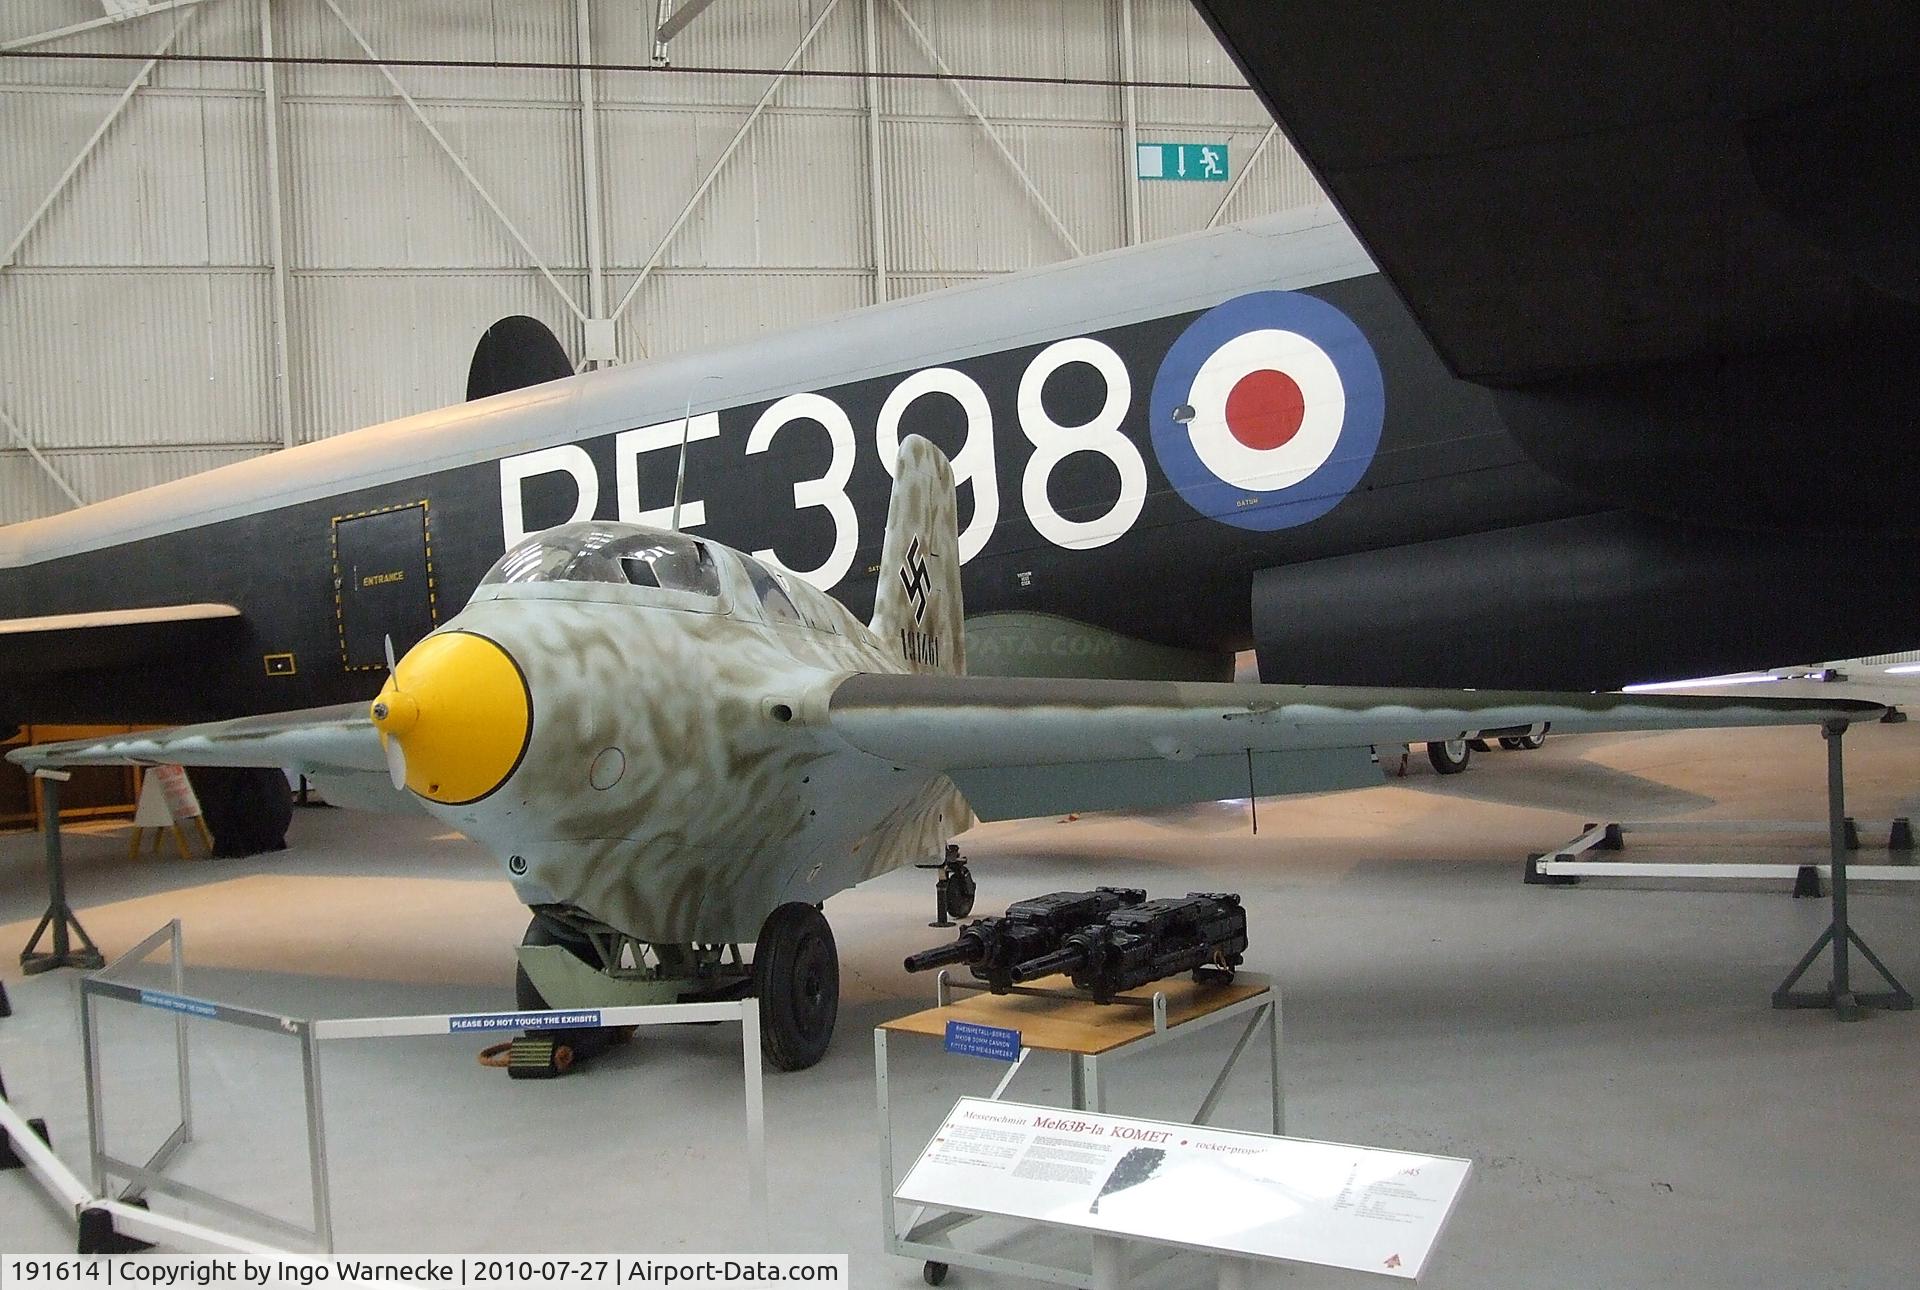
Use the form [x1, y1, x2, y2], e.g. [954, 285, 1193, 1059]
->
[332, 501, 437, 672]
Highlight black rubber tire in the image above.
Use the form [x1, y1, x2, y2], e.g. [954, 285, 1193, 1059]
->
[1427, 739, 1471, 775]
[946, 869, 977, 920]
[755, 902, 840, 1072]
[923, 1262, 949, 1286]
[1498, 736, 1524, 751]
[1515, 734, 1546, 751]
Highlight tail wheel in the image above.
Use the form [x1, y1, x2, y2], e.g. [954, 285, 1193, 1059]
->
[1427, 739, 1471, 775]
[945, 867, 977, 919]
[755, 902, 840, 1071]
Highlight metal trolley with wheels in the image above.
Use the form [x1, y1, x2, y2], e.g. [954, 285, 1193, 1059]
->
[876, 969, 1281, 1288]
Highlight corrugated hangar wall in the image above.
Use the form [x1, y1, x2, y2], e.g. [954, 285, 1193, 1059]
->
[0, 0, 1324, 523]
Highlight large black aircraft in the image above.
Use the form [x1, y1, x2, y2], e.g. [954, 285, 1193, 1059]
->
[4, 6, 1916, 849]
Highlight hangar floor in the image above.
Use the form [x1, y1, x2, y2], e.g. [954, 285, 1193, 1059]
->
[2, 725, 1917, 1287]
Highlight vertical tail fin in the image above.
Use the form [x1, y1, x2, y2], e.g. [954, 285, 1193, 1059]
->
[870, 435, 965, 675]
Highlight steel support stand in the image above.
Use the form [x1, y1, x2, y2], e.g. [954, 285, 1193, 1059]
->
[20, 775, 105, 974]
[1772, 722, 1913, 1019]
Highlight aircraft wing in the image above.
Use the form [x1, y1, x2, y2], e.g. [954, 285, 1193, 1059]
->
[0, 602, 242, 674]
[6, 702, 385, 778]
[828, 674, 1886, 822]
[1189, 2, 1916, 382]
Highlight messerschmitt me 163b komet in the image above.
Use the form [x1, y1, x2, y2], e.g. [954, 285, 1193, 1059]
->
[8, 439, 1886, 1074]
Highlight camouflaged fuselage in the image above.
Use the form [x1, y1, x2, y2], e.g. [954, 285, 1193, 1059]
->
[421, 541, 963, 944]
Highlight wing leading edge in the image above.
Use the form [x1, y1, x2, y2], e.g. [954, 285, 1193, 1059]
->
[827, 673, 1887, 822]
[5, 702, 385, 777]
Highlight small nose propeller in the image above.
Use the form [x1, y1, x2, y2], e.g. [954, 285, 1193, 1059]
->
[373, 633, 411, 790]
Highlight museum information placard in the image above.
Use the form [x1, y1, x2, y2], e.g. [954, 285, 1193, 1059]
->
[896, 1099, 1470, 1279]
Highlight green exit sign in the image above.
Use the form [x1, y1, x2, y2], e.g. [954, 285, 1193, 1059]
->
[1136, 142, 1229, 182]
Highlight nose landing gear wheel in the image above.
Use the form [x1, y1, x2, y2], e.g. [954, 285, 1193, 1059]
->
[755, 902, 839, 1071]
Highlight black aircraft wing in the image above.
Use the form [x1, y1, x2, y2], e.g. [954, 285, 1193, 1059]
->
[0, 603, 242, 675]
[1189, 2, 1918, 382]
[1189, 2, 1920, 529]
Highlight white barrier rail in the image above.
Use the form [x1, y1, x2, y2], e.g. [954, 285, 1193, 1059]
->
[5, 921, 767, 1255]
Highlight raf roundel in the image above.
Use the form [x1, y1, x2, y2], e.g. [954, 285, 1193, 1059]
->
[1148, 291, 1385, 531]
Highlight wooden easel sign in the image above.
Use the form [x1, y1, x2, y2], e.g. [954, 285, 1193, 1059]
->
[130, 764, 213, 859]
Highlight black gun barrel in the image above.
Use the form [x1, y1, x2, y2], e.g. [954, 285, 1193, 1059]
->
[902, 940, 979, 973]
[1008, 943, 1089, 984]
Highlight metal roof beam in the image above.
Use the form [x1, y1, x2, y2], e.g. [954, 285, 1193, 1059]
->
[1207, 124, 1275, 229]
[886, 0, 1082, 258]
[1, 18, 191, 271]
[608, 0, 847, 333]
[319, 0, 588, 323]
[0, 0, 212, 53]
[1, 407, 87, 510]
[654, 0, 725, 52]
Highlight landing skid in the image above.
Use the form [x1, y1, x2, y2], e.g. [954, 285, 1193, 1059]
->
[503, 904, 842, 1077]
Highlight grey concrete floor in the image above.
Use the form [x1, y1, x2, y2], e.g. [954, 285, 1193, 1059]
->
[2, 725, 1917, 1288]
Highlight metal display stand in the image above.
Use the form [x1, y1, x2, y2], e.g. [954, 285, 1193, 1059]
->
[1527, 819, 1918, 887]
[1525, 721, 1913, 1020]
[19, 772, 105, 975]
[1771, 723, 1913, 1019]
[877, 970, 1281, 1288]
[4, 920, 767, 1254]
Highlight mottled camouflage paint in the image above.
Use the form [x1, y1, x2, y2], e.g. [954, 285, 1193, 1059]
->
[6, 437, 973, 947]
[423, 433, 970, 943]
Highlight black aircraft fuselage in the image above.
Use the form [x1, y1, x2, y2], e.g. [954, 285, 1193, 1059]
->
[5, 215, 1919, 735]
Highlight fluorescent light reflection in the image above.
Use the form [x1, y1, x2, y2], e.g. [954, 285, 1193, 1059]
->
[1622, 673, 1781, 693]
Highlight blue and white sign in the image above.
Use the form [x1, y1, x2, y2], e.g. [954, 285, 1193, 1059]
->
[1136, 143, 1228, 182]
[448, 1008, 604, 1033]
[138, 989, 220, 1020]
[1148, 290, 1385, 531]
[944, 1019, 1022, 1063]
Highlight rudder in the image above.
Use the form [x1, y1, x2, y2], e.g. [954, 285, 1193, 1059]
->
[870, 435, 965, 675]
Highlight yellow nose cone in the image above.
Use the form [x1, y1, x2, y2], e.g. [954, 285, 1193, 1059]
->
[371, 631, 531, 805]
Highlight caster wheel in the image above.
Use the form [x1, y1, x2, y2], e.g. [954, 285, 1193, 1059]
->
[923, 1262, 949, 1286]
[1427, 739, 1471, 775]
[945, 868, 977, 919]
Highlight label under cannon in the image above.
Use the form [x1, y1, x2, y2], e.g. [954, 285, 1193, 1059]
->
[945, 1019, 1022, 1062]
